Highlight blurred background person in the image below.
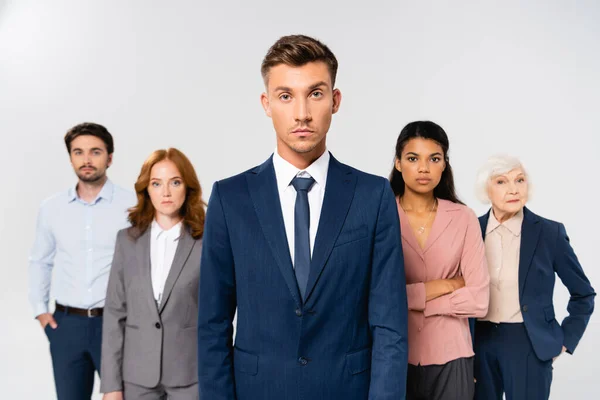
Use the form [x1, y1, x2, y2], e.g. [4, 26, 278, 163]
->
[101, 148, 205, 400]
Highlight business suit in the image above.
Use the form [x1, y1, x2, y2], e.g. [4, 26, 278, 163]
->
[473, 207, 595, 400]
[101, 226, 202, 398]
[198, 153, 408, 400]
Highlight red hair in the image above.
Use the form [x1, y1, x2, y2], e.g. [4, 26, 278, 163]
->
[128, 148, 206, 239]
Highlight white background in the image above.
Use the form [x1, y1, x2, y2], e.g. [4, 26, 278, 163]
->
[1, 1, 598, 398]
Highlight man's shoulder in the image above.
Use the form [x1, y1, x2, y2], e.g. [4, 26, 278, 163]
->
[38, 188, 71, 210]
[111, 183, 136, 204]
[214, 160, 269, 193]
[336, 160, 388, 190]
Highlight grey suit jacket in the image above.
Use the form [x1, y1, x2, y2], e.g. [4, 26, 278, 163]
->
[100, 226, 202, 392]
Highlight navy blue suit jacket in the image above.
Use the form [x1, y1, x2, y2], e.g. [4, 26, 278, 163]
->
[472, 207, 595, 361]
[197, 154, 408, 400]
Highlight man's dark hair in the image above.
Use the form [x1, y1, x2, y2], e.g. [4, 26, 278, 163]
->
[261, 34, 338, 87]
[64, 122, 114, 154]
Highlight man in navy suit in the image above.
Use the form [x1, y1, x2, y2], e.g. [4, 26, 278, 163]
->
[197, 35, 408, 399]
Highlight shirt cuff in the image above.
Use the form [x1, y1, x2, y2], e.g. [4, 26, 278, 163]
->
[423, 293, 452, 317]
[407, 282, 426, 311]
[32, 302, 49, 319]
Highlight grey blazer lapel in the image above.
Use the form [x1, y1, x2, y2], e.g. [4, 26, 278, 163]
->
[158, 227, 196, 313]
[135, 228, 160, 317]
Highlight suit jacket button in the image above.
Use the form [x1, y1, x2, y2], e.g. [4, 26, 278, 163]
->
[295, 309, 302, 317]
[155, 322, 161, 329]
[522, 305, 528, 312]
[298, 357, 308, 366]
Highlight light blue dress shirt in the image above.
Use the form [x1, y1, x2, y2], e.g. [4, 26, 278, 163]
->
[29, 179, 136, 317]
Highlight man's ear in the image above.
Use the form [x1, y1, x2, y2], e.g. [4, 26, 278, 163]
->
[261, 92, 272, 117]
[332, 88, 342, 114]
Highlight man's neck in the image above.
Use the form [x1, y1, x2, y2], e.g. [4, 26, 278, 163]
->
[277, 145, 326, 170]
[77, 176, 108, 203]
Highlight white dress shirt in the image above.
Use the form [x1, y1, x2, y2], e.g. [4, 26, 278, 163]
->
[150, 220, 182, 305]
[272, 149, 330, 265]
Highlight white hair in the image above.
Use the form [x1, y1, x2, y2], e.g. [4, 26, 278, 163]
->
[475, 154, 531, 204]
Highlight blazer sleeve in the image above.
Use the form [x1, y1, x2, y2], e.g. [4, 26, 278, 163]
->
[368, 181, 408, 399]
[553, 223, 596, 354]
[424, 209, 490, 318]
[197, 182, 237, 400]
[100, 230, 128, 393]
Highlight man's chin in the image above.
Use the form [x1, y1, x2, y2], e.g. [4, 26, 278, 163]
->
[288, 140, 322, 155]
[76, 173, 105, 183]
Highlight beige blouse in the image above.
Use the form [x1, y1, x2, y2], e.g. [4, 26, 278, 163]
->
[480, 209, 524, 323]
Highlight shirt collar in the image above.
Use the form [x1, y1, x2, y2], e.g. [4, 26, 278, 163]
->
[151, 219, 183, 242]
[67, 179, 115, 204]
[272, 149, 330, 194]
[486, 208, 524, 236]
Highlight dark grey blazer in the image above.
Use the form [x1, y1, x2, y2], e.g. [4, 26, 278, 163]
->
[101, 226, 202, 392]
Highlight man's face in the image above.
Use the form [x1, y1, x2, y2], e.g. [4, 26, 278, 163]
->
[261, 61, 341, 160]
[69, 135, 112, 183]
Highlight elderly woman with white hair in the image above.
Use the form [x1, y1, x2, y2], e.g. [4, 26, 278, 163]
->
[472, 155, 595, 400]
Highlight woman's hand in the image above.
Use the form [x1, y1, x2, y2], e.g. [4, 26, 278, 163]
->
[424, 276, 465, 301]
[553, 346, 567, 363]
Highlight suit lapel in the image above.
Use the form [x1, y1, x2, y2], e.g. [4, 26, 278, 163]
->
[135, 229, 160, 317]
[304, 156, 356, 303]
[518, 207, 541, 297]
[398, 202, 424, 259]
[423, 199, 457, 253]
[247, 156, 302, 307]
[158, 228, 196, 313]
[479, 210, 490, 238]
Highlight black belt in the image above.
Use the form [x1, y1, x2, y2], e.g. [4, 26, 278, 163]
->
[55, 302, 103, 318]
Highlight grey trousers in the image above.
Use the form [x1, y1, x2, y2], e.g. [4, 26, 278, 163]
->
[123, 381, 199, 400]
[407, 357, 475, 400]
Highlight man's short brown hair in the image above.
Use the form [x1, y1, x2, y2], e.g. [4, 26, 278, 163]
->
[64, 122, 114, 154]
[261, 35, 338, 87]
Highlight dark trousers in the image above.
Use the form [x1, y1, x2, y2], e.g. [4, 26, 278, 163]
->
[407, 357, 474, 400]
[44, 309, 103, 400]
[474, 321, 552, 400]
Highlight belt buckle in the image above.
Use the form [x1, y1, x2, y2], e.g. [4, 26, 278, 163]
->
[87, 308, 93, 318]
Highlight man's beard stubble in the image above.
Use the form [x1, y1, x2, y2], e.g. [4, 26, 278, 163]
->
[76, 166, 106, 183]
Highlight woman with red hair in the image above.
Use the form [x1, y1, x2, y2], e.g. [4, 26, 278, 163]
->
[100, 148, 205, 400]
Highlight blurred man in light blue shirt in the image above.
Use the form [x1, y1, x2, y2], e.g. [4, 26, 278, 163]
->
[29, 123, 135, 400]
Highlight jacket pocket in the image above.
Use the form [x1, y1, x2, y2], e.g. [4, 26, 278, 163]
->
[234, 348, 258, 376]
[125, 323, 140, 330]
[334, 225, 369, 247]
[346, 348, 371, 375]
[544, 305, 555, 322]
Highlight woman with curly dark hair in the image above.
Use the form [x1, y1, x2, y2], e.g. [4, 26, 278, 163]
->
[100, 148, 206, 400]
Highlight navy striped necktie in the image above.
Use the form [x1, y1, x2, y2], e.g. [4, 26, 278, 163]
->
[291, 176, 315, 301]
